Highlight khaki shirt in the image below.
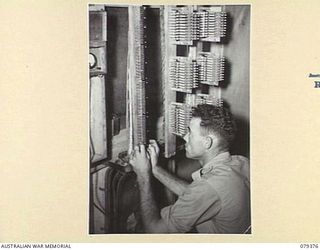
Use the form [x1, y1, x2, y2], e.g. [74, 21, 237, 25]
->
[160, 152, 251, 233]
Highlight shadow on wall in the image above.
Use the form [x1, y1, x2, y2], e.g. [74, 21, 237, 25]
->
[219, 59, 231, 90]
[231, 115, 250, 158]
[220, 11, 233, 46]
[223, 101, 250, 158]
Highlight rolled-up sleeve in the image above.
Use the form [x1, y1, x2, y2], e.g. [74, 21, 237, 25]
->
[160, 180, 222, 233]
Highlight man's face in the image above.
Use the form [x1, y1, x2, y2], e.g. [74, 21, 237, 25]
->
[183, 117, 207, 159]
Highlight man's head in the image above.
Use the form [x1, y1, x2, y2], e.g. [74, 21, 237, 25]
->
[183, 104, 236, 159]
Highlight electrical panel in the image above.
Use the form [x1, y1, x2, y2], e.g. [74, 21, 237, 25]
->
[89, 5, 227, 161]
[169, 53, 225, 93]
[164, 5, 226, 157]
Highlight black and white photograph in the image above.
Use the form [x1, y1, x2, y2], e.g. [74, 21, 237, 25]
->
[3, 0, 320, 246]
[89, 4, 250, 234]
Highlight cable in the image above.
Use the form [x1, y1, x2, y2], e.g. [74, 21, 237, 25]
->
[94, 170, 105, 213]
[90, 132, 95, 162]
[93, 202, 105, 215]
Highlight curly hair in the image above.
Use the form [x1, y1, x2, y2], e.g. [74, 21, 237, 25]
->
[192, 104, 236, 150]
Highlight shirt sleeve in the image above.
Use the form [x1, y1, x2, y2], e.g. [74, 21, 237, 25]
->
[160, 180, 222, 233]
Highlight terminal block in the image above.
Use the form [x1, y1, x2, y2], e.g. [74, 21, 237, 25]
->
[169, 6, 227, 45]
[198, 52, 225, 86]
[169, 57, 199, 93]
[169, 102, 193, 137]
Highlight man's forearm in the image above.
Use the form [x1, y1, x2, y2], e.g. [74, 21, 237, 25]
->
[153, 166, 189, 196]
[136, 175, 166, 233]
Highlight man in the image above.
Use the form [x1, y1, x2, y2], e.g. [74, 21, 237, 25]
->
[130, 104, 250, 233]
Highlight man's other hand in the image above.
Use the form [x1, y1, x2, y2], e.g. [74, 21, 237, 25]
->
[148, 139, 160, 169]
[129, 144, 152, 180]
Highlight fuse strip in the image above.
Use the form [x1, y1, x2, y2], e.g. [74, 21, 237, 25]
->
[169, 7, 227, 45]
[128, 6, 147, 151]
[135, 7, 147, 145]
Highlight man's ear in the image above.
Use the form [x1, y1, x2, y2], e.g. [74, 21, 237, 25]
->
[204, 135, 218, 150]
[204, 136, 213, 149]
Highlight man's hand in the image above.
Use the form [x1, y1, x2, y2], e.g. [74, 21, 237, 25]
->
[148, 139, 160, 169]
[129, 144, 152, 180]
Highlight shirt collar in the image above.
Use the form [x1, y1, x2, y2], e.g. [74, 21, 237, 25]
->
[191, 151, 231, 181]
